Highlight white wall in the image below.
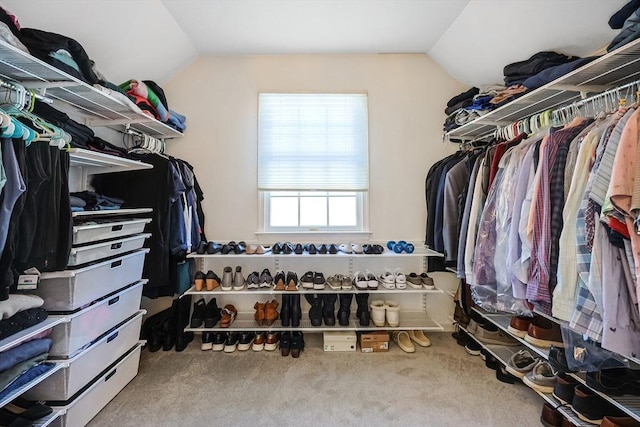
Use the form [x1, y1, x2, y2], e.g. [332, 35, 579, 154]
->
[161, 53, 464, 330]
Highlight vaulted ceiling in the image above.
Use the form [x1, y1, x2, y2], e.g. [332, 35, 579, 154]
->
[1, 0, 628, 87]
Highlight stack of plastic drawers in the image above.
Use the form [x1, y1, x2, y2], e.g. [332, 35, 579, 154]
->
[25, 214, 151, 427]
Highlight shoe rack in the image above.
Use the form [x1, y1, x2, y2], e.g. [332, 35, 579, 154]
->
[458, 307, 640, 426]
[183, 245, 446, 333]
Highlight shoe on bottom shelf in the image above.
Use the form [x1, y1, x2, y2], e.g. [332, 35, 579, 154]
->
[465, 341, 482, 356]
[601, 416, 640, 427]
[552, 372, 579, 405]
[211, 332, 227, 352]
[264, 332, 280, 351]
[540, 402, 563, 427]
[522, 360, 557, 394]
[505, 349, 538, 378]
[408, 330, 431, 347]
[281, 332, 292, 357]
[392, 331, 415, 353]
[572, 384, 625, 425]
[224, 333, 240, 353]
[291, 331, 304, 358]
[201, 332, 214, 351]
[253, 332, 266, 351]
[237, 332, 255, 351]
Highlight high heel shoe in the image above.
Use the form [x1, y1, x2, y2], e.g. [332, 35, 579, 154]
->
[194, 271, 205, 291]
[254, 301, 265, 326]
[291, 331, 305, 358]
[206, 270, 220, 291]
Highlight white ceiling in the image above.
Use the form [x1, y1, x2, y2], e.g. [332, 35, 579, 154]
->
[0, 0, 630, 87]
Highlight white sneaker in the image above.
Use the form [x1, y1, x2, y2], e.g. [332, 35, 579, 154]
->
[385, 300, 400, 327]
[394, 269, 406, 289]
[379, 270, 395, 289]
[338, 243, 352, 254]
[370, 300, 386, 327]
[354, 271, 368, 290]
[351, 243, 363, 254]
[366, 270, 378, 289]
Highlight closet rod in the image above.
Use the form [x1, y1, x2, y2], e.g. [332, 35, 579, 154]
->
[0, 79, 53, 104]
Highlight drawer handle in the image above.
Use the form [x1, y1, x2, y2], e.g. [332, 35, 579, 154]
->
[111, 225, 123, 231]
[110, 260, 123, 269]
[105, 368, 117, 382]
[110, 242, 123, 250]
[108, 296, 120, 305]
[107, 331, 119, 343]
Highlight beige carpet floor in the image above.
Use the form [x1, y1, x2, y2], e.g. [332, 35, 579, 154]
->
[88, 332, 543, 427]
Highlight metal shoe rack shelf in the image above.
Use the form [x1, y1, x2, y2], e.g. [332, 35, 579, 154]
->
[461, 307, 640, 426]
[183, 246, 445, 333]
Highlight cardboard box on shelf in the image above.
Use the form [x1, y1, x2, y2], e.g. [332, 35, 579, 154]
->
[359, 331, 389, 353]
[323, 331, 357, 352]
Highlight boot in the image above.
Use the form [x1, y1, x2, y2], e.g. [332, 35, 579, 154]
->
[175, 295, 194, 352]
[290, 294, 301, 328]
[304, 294, 323, 327]
[355, 293, 371, 326]
[141, 306, 172, 352]
[254, 301, 266, 326]
[190, 298, 206, 328]
[280, 295, 291, 327]
[204, 298, 221, 328]
[163, 299, 179, 351]
[265, 300, 279, 326]
[322, 294, 337, 326]
[338, 294, 353, 326]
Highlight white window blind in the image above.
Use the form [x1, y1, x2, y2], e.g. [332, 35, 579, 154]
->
[258, 93, 369, 191]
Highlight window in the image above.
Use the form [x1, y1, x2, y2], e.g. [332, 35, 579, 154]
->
[258, 93, 369, 232]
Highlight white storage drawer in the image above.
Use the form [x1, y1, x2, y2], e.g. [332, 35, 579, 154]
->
[50, 344, 142, 427]
[67, 233, 150, 266]
[49, 282, 144, 357]
[35, 249, 148, 311]
[72, 218, 151, 245]
[24, 311, 143, 401]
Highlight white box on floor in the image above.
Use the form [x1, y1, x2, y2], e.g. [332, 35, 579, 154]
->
[49, 281, 144, 357]
[24, 311, 144, 401]
[323, 331, 357, 352]
[36, 249, 148, 311]
[50, 344, 142, 427]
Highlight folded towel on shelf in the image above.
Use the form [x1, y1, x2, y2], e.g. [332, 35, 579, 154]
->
[120, 80, 170, 122]
[0, 338, 52, 373]
[523, 57, 598, 90]
[0, 360, 54, 402]
[166, 109, 187, 132]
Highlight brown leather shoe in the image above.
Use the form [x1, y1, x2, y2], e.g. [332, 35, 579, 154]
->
[560, 416, 573, 427]
[540, 402, 562, 427]
[524, 315, 563, 348]
[264, 332, 280, 351]
[602, 417, 640, 427]
[220, 304, 237, 328]
[253, 332, 266, 351]
[254, 302, 265, 326]
[508, 315, 533, 338]
[265, 300, 279, 326]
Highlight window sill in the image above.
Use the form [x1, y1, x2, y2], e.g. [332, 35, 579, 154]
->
[255, 230, 372, 241]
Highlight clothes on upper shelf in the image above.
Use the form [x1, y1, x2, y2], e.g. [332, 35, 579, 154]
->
[435, 107, 640, 360]
[608, 1, 640, 52]
[92, 154, 206, 298]
[503, 51, 581, 86]
[69, 191, 123, 212]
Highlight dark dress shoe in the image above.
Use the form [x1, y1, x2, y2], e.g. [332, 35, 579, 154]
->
[221, 243, 233, 254]
[290, 294, 301, 327]
[190, 298, 206, 328]
[234, 241, 246, 254]
[272, 242, 283, 254]
[318, 244, 328, 254]
[206, 241, 222, 254]
[281, 332, 292, 356]
[304, 294, 323, 326]
[291, 331, 305, 358]
[294, 243, 304, 254]
[306, 243, 317, 254]
[549, 345, 574, 373]
[282, 242, 294, 254]
[328, 244, 338, 254]
[204, 298, 221, 328]
[196, 241, 207, 254]
[322, 294, 337, 326]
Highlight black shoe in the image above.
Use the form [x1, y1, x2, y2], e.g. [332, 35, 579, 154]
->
[204, 298, 221, 328]
[495, 363, 517, 384]
[328, 244, 338, 254]
[190, 298, 206, 328]
[306, 243, 317, 254]
[224, 333, 240, 352]
[291, 331, 304, 358]
[294, 243, 304, 254]
[300, 271, 315, 289]
[175, 296, 194, 352]
[355, 293, 370, 326]
[162, 300, 178, 351]
[196, 241, 207, 254]
[238, 332, 255, 351]
[553, 372, 579, 405]
[313, 272, 325, 289]
[234, 241, 246, 254]
[318, 244, 328, 254]
[485, 354, 498, 370]
[586, 368, 640, 396]
[549, 345, 575, 373]
[465, 341, 482, 356]
[201, 332, 214, 350]
[211, 332, 227, 351]
[304, 294, 323, 326]
[282, 242, 294, 254]
[363, 244, 373, 254]
[281, 332, 292, 356]
[338, 294, 352, 326]
[281, 294, 291, 327]
[322, 294, 337, 326]
[272, 242, 283, 254]
[290, 294, 301, 327]
[206, 241, 222, 254]
[572, 384, 624, 424]
[285, 271, 298, 291]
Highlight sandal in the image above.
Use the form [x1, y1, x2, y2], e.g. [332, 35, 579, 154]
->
[220, 304, 237, 328]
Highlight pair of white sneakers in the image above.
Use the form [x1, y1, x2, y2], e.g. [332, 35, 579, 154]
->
[370, 300, 399, 327]
[378, 269, 406, 289]
[353, 271, 378, 290]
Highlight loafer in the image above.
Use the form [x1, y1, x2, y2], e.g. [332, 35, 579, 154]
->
[508, 315, 533, 338]
[259, 269, 273, 288]
[540, 402, 562, 427]
[572, 384, 623, 424]
[602, 417, 640, 427]
[525, 315, 564, 348]
[221, 241, 235, 254]
[392, 331, 415, 353]
[196, 241, 207, 254]
[474, 323, 519, 346]
[553, 372, 579, 405]
[206, 270, 220, 291]
[522, 360, 557, 394]
[224, 333, 240, 352]
[206, 241, 222, 254]
[549, 345, 575, 373]
[190, 298, 206, 328]
[211, 332, 227, 351]
[294, 243, 304, 254]
[237, 332, 255, 351]
[505, 349, 538, 378]
[300, 271, 315, 289]
[204, 298, 221, 328]
[234, 241, 246, 254]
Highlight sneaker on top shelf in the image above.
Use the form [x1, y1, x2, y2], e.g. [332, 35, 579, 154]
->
[407, 273, 422, 289]
[313, 272, 326, 290]
[326, 274, 342, 290]
[365, 270, 378, 289]
[420, 273, 435, 290]
[259, 269, 273, 288]
[393, 269, 406, 289]
[300, 271, 315, 289]
[351, 243, 363, 254]
[341, 275, 353, 290]
[354, 271, 368, 290]
[378, 270, 395, 289]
